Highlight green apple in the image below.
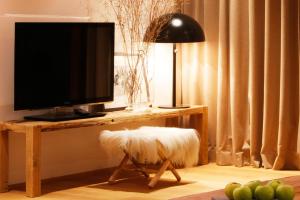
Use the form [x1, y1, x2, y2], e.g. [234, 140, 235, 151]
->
[232, 185, 252, 200]
[224, 182, 241, 200]
[254, 185, 274, 200]
[245, 180, 262, 194]
[267, 179, 282, 191]
[276, 184, 295, 200]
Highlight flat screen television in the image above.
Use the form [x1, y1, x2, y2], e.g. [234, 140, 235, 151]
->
[14, 22, 115, 121]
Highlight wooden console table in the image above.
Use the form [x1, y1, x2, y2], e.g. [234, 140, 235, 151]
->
[0, 105, 208, 197]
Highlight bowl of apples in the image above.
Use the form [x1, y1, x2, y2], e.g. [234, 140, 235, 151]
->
[224, 179, 295, 200]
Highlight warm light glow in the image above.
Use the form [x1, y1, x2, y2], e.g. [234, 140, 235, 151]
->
[147, 44, 173, 106]
[181, 42, 202, 105]
[171, 18, 182, 27]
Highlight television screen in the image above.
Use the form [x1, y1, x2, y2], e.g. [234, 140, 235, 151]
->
[14, 22, 114, 111]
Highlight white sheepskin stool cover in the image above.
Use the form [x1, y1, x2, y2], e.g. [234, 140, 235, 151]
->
[99, 126, 200, 167]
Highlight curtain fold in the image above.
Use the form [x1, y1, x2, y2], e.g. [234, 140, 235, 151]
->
[184, 0, 300, 169]
[229, 0, 250, 167]
[274, 0, 299, 169]
[216, 0, 231, 165]
[249, 0, 265, 167]
[260, 0, 281, 169]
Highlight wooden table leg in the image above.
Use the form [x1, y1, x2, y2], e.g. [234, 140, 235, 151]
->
[26, 127, 41, 197]
[0, 124, 9, 193]
[190, 107, 208, 165]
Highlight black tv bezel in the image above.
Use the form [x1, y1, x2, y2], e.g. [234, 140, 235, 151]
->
[14, 22, 115, 111]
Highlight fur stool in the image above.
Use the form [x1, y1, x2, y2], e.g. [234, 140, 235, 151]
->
[99, 126, 200, 188]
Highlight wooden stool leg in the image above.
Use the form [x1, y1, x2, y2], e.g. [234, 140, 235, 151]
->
[123, 149, 149, 178]
[108, 154, 129, 184]
[156, 140, 181, 183]
[168, 163, 181, 182]
[130, 158, 150, 178]
[148, 159, 171, 188]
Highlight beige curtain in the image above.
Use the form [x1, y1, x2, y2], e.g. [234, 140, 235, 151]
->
[183, 0, 300, 169]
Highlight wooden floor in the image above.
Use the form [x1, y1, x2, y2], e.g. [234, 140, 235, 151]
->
[1, 163, 300, 200]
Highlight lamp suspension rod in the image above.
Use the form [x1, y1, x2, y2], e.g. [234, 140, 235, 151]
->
[172, 43, 177, 107]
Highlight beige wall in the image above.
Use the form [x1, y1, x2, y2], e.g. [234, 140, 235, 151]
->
[0, 0, 87, 16]
[0, 0, 168, 184]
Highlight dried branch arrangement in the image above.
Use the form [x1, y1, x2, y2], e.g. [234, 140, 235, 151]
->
[105, 0, 182, 108]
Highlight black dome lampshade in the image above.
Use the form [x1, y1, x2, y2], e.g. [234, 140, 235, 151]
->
[144, 13, 205, 109]
[144, 13, 205, 43]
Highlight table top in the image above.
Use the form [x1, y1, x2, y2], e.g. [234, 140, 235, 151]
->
[1, 105, 207, 133]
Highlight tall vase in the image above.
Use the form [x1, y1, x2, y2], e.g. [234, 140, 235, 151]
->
[125, 94, 134, 111]
[123, 52, 153, 112]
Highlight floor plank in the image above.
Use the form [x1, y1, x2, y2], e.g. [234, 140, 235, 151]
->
[1, 163, 300, 200]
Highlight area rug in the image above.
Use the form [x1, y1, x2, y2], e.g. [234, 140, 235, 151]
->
[171, 176, 300, 200]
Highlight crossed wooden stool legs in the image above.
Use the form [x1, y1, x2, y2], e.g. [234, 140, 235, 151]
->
[100, 127, 200, 188]
[108, 140, 181, 188]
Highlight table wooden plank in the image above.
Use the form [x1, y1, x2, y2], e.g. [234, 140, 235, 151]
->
[166, 117, 179, 127]
[3, 106, 206, 132]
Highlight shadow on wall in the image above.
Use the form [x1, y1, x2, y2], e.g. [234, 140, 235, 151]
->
[9, 119, 166, 184]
